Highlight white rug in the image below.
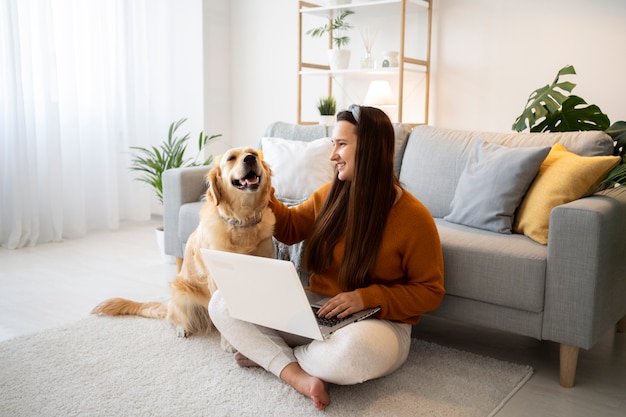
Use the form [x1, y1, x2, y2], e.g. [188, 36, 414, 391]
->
[0, 316, 532, 417]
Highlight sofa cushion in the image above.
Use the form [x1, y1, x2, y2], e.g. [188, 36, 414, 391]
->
[399, 126, 614, 218]
[513, 143, 621, 244]
[263, 121, 329, 142]
[444, 139, 550, 233]
[261, 136, 334, 201]
[436, 219, 547, 313]
[262, 121, 411, 178]
[392, 123, 413, 177]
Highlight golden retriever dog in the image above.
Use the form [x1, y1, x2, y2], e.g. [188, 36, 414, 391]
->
[92, 147, 275, 348]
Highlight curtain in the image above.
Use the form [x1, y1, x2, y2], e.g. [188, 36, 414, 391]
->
[1, 0, 198, 249]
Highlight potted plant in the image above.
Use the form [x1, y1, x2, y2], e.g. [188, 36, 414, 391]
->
[317, 96, 337, 126]
[129, 118, 221, 256]
[307, 9, 355, 71]
[129, 118, 221, 204]
[512, 64, 626, 186]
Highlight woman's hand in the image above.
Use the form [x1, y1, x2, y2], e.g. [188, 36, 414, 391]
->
[317, 291, 365, 319]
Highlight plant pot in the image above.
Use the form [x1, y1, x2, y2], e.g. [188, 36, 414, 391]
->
[155, 226, 176, 264]
[319, 115, 336, 126]
[328, 49, 351, 71]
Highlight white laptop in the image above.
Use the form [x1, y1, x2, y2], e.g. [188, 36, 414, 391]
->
[201, 248, 380, 340]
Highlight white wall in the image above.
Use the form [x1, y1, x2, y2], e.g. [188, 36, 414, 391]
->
[145, 0, 205, 214]
[432, 0, 626, 132]
[205, 0, 626, 147]
[202, 0, 233, 157]
[229, 0, 300, 148]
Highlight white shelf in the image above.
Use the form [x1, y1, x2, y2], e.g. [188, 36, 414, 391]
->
[300, 0, 429, 18]
[299, 66, 427, 77]
[297, 0, 432, 124]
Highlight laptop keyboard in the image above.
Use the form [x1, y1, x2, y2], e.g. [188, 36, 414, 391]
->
[312, 307, 351, 327]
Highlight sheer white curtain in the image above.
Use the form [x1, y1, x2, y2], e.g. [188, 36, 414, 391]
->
[1, 0, 197, 249]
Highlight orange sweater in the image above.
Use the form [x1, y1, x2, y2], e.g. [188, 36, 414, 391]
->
[270, 183, 445, 325]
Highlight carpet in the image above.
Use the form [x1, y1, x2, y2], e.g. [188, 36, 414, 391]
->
[0, 316, 532, 417]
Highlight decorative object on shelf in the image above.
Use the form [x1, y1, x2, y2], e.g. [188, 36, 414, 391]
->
[512, 64, 626, 186]
[359, 25, 378, 69]
[364, 80, 396, 121]
[316, 96, 337, 126]
[381, 51, 399, 68]
[306, 9, 355, 71]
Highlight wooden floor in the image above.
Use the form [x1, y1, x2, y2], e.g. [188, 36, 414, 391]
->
[1, 219, 624, 416]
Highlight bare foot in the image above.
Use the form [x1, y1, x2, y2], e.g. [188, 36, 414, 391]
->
[233, 352, 260, 368]
[280, 362, 330, 410]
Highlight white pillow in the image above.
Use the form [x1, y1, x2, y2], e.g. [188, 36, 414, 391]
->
[261, 136, 334, 201]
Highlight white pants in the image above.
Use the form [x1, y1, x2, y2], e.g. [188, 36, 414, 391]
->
[208, 290, 411, 385]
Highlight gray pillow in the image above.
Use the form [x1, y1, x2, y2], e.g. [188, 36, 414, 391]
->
[443, 139, 551, 234]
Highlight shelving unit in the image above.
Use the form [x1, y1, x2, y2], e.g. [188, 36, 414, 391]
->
[298, 0, 432, 125]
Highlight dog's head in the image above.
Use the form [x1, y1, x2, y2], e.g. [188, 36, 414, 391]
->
[206, 147, 272, 206]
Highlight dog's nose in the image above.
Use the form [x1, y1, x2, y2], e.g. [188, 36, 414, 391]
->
[243, 154, 256, 165]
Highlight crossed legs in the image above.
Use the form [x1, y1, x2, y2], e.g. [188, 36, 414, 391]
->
[209, 290, 411, 410]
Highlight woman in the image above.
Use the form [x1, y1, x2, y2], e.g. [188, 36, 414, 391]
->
[209, 105, 444, 410]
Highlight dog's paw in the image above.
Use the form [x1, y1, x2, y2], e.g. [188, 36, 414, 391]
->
[176, 326, 189, 338]
[220, 335, 236, 353]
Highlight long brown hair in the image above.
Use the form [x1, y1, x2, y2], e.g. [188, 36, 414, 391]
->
[303, 105, 399, 290]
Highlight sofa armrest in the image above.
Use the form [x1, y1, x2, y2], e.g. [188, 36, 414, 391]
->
[163, 166, 211, 258]
[543, 187, 626, 349]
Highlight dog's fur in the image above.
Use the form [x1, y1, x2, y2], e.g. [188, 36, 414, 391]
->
[92, 147, 275, 343]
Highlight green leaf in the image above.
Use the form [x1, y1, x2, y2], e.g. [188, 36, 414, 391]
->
[602, 163, 626, 186]
[306, 9, 354, 50]
[512, 65, 578, 132]
[555, 64, 577, 77]
[606, 121, 626, 158]
[317, 96, 337, 115]
[531, 95, 610, 133]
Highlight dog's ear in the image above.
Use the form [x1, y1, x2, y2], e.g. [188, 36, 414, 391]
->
[259, 159, 273, 204]
[206, 166, 222, 206]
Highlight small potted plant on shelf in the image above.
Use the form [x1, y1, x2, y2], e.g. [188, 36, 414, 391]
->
[307, 9, 355, 71]
[128, 118, 221, 256]
[317, 96, 337, 126]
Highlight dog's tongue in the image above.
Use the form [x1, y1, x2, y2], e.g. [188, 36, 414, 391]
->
[240, 174, 259, 186]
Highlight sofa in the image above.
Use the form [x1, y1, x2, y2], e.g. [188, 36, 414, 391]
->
[163, 121, 626, 388]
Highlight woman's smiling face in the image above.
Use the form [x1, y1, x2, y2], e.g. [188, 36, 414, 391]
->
[330, 120, 358, 181]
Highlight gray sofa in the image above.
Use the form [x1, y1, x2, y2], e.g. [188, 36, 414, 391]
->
[163, 121, 626, 388]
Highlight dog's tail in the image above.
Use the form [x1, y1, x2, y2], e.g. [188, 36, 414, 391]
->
[91, 298, 167, 319]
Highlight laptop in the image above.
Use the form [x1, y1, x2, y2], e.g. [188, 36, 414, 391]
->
[201, 248, 380, 340]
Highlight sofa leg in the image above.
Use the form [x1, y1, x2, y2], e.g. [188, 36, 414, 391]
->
[176, 257, 183, 273]
[617, 315, 626, 333]
[559, 344, 579, 388]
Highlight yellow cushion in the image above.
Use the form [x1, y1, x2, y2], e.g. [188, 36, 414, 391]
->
[513, 143, 620, 244]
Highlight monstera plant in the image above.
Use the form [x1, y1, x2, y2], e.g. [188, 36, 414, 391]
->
[512, 65, 626, 185]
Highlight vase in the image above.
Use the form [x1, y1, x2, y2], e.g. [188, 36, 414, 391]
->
[319, 115, 336, 126]
[155, 226, 176, 264]
[328, 49, 351, 71]
[361, 51, 375, 69]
